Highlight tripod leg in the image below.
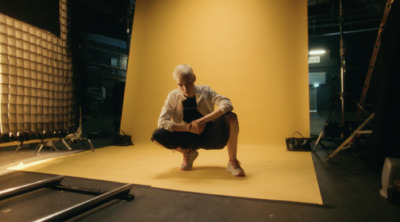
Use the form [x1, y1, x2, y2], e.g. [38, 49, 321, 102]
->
[312, 109, 336, 152]
[62, 138, 72, 151]
[87, 138, 95, 152]
[12, 142, 24, 161]
[312, 128, 326, 152]
[36, 144, 44, 155]
[51, 142, 59, 152]
[326, 113, 374, 160]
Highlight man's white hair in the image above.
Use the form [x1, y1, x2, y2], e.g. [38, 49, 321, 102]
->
[173, 64, 195, 80]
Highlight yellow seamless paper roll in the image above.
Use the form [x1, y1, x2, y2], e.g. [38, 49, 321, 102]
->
[121, 0, 310, 146]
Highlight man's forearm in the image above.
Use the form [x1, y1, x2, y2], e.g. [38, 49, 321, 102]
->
[171, 108, 225, 133]
[171, 122, 189, 132]
[197, 108, 224, 125]
[172, 122, 203, 134]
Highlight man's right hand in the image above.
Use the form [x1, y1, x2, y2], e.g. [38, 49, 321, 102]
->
[187, 121, 205, 134]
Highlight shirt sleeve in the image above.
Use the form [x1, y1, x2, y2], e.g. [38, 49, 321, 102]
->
[157, 92, 175, 131]
[208, 87, 233, 114]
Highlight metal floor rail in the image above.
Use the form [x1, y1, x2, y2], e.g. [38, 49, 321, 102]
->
[0, 173, 134, 221]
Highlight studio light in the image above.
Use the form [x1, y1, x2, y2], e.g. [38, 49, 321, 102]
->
[309, 49, 326, 55]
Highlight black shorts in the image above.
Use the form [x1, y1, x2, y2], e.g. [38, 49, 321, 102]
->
[151, 112, 234, 150]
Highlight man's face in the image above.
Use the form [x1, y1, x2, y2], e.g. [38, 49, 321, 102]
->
[176, 74, 196, 97]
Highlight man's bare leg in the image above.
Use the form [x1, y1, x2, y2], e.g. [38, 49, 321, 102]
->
[226, 113, 239, 161]
[226, 113, 245, 176]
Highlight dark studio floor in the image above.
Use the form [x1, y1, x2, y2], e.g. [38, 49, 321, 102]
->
[0, 113, 399, 222]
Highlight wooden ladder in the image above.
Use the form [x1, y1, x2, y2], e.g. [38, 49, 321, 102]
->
[357, 0, 395, 118]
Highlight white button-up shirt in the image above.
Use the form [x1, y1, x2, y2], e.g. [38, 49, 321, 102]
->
[158, 85, 233, 131]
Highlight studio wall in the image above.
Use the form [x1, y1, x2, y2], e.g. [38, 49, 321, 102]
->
[121, 0, 309, 146]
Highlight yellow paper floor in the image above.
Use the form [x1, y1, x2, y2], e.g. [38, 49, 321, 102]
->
[9, 144, 322, 205]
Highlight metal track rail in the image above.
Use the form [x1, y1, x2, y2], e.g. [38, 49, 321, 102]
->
[34, 183, 134, 222]
[0, 173, 134, 221]
[0, 175, 64, 200]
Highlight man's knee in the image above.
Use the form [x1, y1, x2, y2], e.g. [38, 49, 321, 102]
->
[151, 128, 167, 143]
[151, 128, 180, 149]
[226, 112, 238, 124]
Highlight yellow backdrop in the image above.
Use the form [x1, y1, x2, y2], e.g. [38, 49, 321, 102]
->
[121, 0, 309, 146]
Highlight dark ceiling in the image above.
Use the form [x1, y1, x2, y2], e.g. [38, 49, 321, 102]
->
[70, 0, 387, 41]
[308, 0, 388, 37]
[69, 0, 135, 40]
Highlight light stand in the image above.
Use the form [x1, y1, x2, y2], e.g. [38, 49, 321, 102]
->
[339, 0, 346, 139]
[312, 0, 348, 152]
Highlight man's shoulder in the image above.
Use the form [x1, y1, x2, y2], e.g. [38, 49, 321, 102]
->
[167, 89, 183, 100]
[195, 85, 212, 90]
[167, 88, 181, 95]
